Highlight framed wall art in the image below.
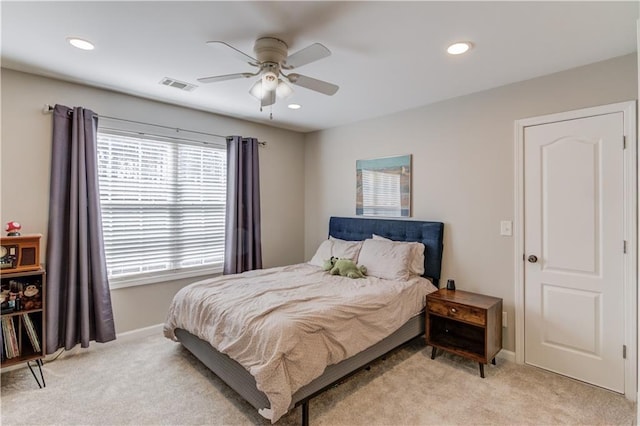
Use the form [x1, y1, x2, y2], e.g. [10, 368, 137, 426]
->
[356, 154, 411, 217]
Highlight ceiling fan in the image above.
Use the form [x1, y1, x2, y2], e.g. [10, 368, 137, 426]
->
[197, 37, 339, 110]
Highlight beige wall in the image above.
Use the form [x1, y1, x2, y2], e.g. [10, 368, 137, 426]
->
[0, 68, 306, 333]
[303, 53, 638, 352]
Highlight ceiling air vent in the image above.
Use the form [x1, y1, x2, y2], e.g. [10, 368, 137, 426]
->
[159, 77, 197, 92]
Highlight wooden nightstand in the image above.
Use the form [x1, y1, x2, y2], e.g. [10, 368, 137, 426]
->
[426, 289, 502, 378]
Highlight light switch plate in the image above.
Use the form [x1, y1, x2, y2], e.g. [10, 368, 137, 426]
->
[500, 220, 512, 236]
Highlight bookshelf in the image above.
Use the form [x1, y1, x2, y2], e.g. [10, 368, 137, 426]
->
[1, 267, 46, 388]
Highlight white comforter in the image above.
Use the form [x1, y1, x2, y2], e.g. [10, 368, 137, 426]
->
[163, 263, 437, 422]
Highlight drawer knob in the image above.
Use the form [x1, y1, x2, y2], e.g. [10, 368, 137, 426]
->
[450, 308, 457, 313]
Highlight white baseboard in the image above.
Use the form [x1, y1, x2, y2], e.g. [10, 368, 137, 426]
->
[1, 323, 165, 373]
[115, 323, 164, 342]
[4, 323, 516, 373]
[497, 348, 516, 363]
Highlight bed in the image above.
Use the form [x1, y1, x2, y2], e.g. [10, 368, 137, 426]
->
[164, 216, 444, 424]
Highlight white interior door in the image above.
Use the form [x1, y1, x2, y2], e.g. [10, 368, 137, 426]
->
[523, 112, 625, 392]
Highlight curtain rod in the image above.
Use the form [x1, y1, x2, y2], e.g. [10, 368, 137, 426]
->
[43, 104, 266, 146]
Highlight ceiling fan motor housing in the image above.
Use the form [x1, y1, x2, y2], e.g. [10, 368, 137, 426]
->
[254, 37, 288, 65]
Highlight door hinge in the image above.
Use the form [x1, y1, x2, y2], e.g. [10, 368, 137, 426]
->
[623, 240, 627, 254]
[623, 136, 626, 149]
[623, 345, 627, 359]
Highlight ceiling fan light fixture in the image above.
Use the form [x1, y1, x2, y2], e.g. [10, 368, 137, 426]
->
[447, 41, 472, 55]
[249, 80, 265, 99]
[276, 80, 293, 98]
[288, 104, 301, 110]
[261, 71, 279, 91]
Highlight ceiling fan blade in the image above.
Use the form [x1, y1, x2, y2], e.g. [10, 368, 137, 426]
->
[205, 41, 258, 66]
[286, 73, 339, 95]
[284, 43, 331, 69]
[261, 90, 276, 107]
[197, 73, 256, 84]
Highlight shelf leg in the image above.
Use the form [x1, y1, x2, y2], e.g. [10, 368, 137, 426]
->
[301, 401, 309, 426]
[27, 358, 46, 388]
[491, 358, 496, 365]
[431, 346, 437, 359]
[478, 363, 485, 378]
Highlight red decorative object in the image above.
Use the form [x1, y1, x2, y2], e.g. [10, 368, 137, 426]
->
[5, 221, 21, 236]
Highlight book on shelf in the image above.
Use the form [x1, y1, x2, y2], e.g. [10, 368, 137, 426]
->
[21, 313, 41, 353]
[2, 317, 20, 358]
[8, 317, 19, 358]
[1, 318, 11, 359]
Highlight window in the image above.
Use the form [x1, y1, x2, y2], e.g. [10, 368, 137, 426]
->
[96, 130, 226, 286]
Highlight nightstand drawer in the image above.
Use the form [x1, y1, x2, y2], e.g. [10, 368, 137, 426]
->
[427, 299, 486, 326]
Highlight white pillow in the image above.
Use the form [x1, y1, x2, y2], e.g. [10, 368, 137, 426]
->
[358, 238, 413, 281]
[330, 237, 362, 261]
[308, 238, 363, 267]
[308, 239, 333, 267]
[372, 234, 425, 276]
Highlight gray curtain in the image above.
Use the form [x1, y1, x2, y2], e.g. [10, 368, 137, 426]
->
[224, 136, 262, 274]
[45, 104, 116, 354]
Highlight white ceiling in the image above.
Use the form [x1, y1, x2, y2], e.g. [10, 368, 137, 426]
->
[2, 1, 638, 133]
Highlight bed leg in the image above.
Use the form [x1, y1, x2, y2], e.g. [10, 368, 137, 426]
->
[301, 401, 309, 426]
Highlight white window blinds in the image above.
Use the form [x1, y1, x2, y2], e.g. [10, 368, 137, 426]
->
[96, 130, 226, 282]
[361, 169, 402, 216]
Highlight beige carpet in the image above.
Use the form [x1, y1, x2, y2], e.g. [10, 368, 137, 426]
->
[1, 333, 635, 425]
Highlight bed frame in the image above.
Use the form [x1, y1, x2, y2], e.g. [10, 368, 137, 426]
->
[175, 216, 444, 425]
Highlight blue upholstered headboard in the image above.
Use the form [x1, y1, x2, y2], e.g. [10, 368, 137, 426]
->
[328, 216, 445, 286]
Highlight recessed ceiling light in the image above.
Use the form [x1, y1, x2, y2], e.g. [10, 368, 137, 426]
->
[67, 37, 95, 50]
[288, 104, 301, 110]
[447, 42, 472, 55]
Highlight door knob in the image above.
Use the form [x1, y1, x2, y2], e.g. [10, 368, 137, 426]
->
[527, 255, 538, 263]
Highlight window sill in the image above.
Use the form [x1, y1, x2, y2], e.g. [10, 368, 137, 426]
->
[109, 266, 223, 290]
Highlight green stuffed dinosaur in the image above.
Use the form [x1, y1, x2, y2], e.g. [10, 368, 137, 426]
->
[323, 256, 367, 279]
[322, 256, 337, 271]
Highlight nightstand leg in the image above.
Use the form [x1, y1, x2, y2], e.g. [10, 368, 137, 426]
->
[431, 346, 437, 359]
[491, 358, 496, 365]
[479, 363, 485, 378]
[301, 401, 309, 426]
